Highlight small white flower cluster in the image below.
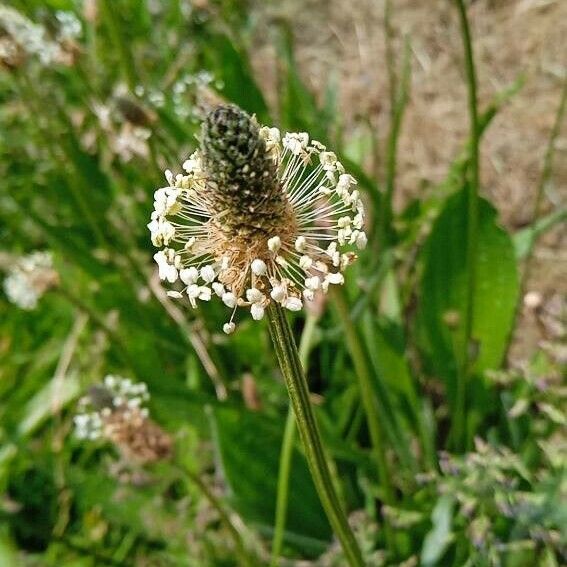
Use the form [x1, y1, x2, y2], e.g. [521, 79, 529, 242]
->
[148, 125, 366, 333]
[0, 6, 65, 66]
[74, 375, 150, 441]
[55, 11, 82, 42]
[3, 251, 56, 310]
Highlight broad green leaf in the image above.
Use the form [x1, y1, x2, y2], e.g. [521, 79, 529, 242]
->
[209, 406, 331, 553]
[416, 187, 519, 399]
[201, 32, 269, 121]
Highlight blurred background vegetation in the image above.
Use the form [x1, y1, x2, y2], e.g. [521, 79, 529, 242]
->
[0, 0, 565, 565]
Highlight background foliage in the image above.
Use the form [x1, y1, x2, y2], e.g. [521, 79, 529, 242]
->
[0, 1, 565, 566]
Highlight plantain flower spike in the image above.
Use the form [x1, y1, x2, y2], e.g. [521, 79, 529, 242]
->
[148, 105, 366, 333]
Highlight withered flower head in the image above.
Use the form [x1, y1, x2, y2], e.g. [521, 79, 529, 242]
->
[148, 105, 366, 333]
[74, 375, 171, 464]
[3, 251, 59, 310]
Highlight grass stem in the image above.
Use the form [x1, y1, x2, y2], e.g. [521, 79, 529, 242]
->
[452, 0, 481, 451]
[266, 303, 364, 567]
[176, 465, 253, 567]
[332, 289, 395, 506]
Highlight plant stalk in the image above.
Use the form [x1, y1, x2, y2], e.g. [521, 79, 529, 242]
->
[453, 0, 480, 451]
[176, 465, 252, 567]
[332, 289, 395, 505]
[271, 313, 320, 565]
[266, 303, 364, 567]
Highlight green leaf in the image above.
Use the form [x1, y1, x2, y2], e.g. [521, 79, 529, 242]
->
[18, 371, 80, 437]
[513, 205, 567, 259]
[416, 187, 519, 399]
[421, 495, 454, 566]
[201, 32, 269, 121]
[209, 406, 331, 554]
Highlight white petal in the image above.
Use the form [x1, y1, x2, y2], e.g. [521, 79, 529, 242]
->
[303, 289, 315, 301]
[251, 303, 265, 321]
[299, 255, 313, 270]
[305, 276, 320, 290]
[166, 291, 183, 298]
[270, 285, 286, 303]
[326, 272, 344, 285]
[200, 265, 216, 283]
[268, 236, 281, 253]
[246, 288, 265, 304]
[187, 284, 200, 298]
[223, 322, 235, 334]
[180, 267, 199, 285]
[251, 259, 267, 276]
[165, 265, 178, 283]
[295, 236, 307, 252]
[222, 292, 237, 308]
[284, 297, 303, 311]
[356, 231, 368, 250]
[198, 287, 212, 301]
[212, 282, 225, 297]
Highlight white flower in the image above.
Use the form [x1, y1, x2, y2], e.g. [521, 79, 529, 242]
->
[356, 231, 368, 250]
[270, 284, 287, 303]
[295, 236, 307, 252]
[166, 291, 183, 298]
[222, 292, 237, 308]
[149, 107, 365, 331]
[246, 288, 265, 304]
[212, 282, 225, 297]
[305, 276, 320, 290]
[299, 255, 313, 270]
[251, 303, 265, 320]
[3, 251, 57, 310]
[180, 267, 199, 285]
[268, 236, 281, 253]
[251, 259, 267, 276]
[223, 322, 235, 334]
[200, 264, 216, 283]
[284, 297, 302, 311]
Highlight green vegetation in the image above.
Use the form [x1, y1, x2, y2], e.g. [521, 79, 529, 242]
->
[0, 1, 565, 565]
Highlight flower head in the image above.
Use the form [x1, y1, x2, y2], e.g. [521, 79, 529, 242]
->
[74, 375, 171, 464]
[3, 251, 58, 310]
[149, 105, 366, 332]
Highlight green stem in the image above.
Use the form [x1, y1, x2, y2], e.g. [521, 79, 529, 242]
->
[512, 77, 567, 345]
[332, 289, 395, 506]
[271, 313, 319, 566]
[100, 0, 138, 90]
[452, 0, 480, 451]
[175, 465, 252, 567]
[266, 303, 364, 567]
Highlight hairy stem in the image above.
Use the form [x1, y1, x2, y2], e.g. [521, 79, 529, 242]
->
[271, 313, 320, 565]
[266, 303, 364, 567]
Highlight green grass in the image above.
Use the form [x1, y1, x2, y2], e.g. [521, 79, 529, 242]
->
[0, 1, 565, 566]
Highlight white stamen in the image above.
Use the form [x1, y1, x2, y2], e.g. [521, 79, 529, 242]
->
[246, 288, 265, 304]
[251, 303, 265, 320]
[284, 297, 303, 311]
[251, 259, 267, 276]
[222, 292, 237, 308]
[268, 236, 281, 253]
[200, 265, 216, 283]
